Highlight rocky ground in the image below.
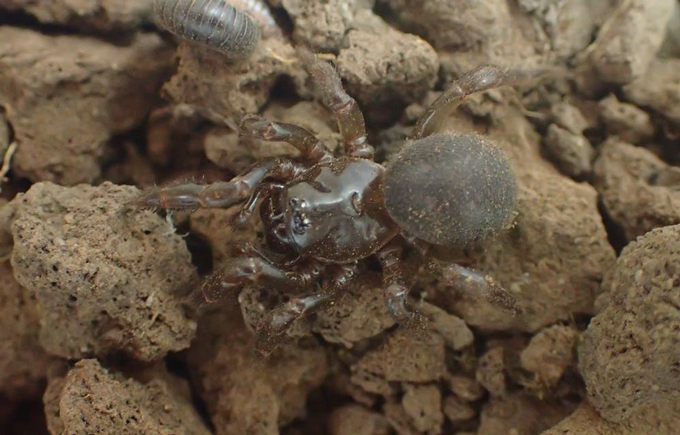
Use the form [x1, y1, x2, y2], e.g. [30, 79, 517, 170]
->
[0, 0, 679, 434]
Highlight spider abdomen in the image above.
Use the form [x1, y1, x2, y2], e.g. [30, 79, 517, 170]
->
[384, 133, 517, 246]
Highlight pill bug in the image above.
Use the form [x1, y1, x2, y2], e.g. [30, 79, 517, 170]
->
[154, 0, 261, 59]
[230, 0, 281, 37]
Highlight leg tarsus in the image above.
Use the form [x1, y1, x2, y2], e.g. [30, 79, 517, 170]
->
[240, 115, 334, 164]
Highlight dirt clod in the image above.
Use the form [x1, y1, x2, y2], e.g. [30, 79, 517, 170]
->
[0, 261, 55, 400]
[478, 392, 575, 435]
[599, 94, 655, 145]
[44, 359, 210, 435]
[337, 28, 439, 110]
[588, 0, 675, 85]
[594, 138, 680, 242]
[163, 37, 299, 127]
[520, 324, 578, 390]
[579, 224, 680, 422]
[187, 309, 329, 435]
[352, 329, 446, 388]
[543, 124, 594, 178]
[476, 346, 506, 398]
[327, 404, 391, 435]
[0, 0, 154, 32]
[9, 182, 197, 361]
[0, 27, 172, 185]
[622, 58, 680, 129]
[281, 0, 373, 52]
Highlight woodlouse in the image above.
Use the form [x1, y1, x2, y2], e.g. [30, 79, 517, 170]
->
[154, 0, 261, 59]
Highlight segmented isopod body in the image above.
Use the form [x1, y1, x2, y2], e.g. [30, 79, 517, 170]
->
[230, 0, 281, 37]
[155, 0, 261, 59]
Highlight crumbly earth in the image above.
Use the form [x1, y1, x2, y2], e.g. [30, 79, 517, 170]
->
[8, 182, 197, 361]
[1, 0, 679, 434]
[579, 225, 680, 422]
[44, 358, 211, 435]
[0, 27, 173, 185]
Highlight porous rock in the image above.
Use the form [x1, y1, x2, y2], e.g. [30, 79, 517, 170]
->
[0, 199, 13, 259]
[377, 0, 514, 51]
[312, 272, 395, 348]
[478, 392, 576, 435]
[520, 324, 578, 390]
[550, 101, 590, 136]
[204, 101, 342, 175]
[594, 138, 680, 242]
[163, 37, 300, 127]
[281, 0, 374, 52]
[187, 308, 329, 435]
[442, 395, 476, 424]
[588, 0, 675, 85]
[518, 0, 608, 57]
[378, 0, 543, 83]
[0, 260, 55, 400]
[0, 0, 153, 32]
[0, 112, 9, 158]
[0, 27, 173, 185]
[401, 384, 444, 435]
[43, 359, 211, 435]
[418, 302, 474, 351]
[476, 346, 506, 398]
[327, 404, 390, 435]
[540, 400, 680, 435]
[623, 58, 680, 128]
[337, 28, 439, 108]
[543, 123, 594, 179]
[351, 329, 446, 396]
[10, 182, 197, 361]
[579, 225, 680, 422]
[599, 94, 655, 145]
[447, 375, 484, 402]
[189, 204, 258, 266]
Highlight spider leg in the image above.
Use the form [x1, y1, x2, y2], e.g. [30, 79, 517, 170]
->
[240, 116, 334, 164]
[440, 263, 521, 316]
[135, 157, 305, 211]
[230, 182, 283, 228]
[298, 48, 374, 160]
[377, 243, 417, 322]
[201, 256, 322, 303]
[255, 263, 360, 354]
[410, 65, 556, 140]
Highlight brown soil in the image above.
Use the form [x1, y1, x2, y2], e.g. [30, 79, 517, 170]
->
[1, 0, 679, 434]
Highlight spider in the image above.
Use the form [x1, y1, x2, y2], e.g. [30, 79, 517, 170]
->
[138, 49, 523, 348]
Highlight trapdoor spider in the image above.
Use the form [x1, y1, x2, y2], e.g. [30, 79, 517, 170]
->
[138, 50, 524, 347]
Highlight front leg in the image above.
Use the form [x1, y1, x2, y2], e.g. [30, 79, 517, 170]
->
[240, 116, 334, 164]
[135, 157, 305, 211]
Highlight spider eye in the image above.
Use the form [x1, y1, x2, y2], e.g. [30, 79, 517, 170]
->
[289, 197, 311, 235]
[292, 212, 311, 235]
